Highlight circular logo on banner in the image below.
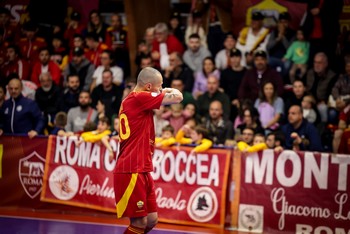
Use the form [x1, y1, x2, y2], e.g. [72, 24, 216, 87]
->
[187, 187, 218, 222]
[240, 206, 262, 230]
[49, 165, 79, 200]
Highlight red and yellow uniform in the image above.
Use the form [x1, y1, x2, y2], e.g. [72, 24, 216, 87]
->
[114, 90, 165, 218]
[85, 42, 109, 67]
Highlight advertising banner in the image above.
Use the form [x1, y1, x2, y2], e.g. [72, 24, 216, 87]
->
[233, 149, 350, 233]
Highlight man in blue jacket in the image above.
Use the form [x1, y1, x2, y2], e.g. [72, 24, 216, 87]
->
[281, 105, 323, 152]
[0, 78, 44, 138]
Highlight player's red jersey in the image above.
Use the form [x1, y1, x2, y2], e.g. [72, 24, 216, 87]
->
[116, 91, 165, 173]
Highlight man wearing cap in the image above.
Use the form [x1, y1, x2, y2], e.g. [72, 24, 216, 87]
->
[267, 12, 295, 79]
[238, 50, 284, 101]
[215, 32, 237, 70]
[220, 49, 246, 121]
[236, 11, 270, 67]
[63, 47, 95, 91]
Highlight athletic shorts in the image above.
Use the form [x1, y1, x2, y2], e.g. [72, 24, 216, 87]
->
[114, 172, 157, 218]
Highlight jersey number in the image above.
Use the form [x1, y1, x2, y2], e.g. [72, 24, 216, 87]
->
[119, 113, 130, 140]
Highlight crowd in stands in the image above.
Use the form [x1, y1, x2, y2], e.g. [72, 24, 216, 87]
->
[0, 3, 350, 155]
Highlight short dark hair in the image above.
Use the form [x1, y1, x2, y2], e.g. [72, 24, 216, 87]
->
[189, 33, 200, 40]
[195, 125, 209, 139]
[162, 125, 174, 134]
[55, 112, 67, 127]
[99, 116, 110, 126]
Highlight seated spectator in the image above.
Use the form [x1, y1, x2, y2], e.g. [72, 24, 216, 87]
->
[50, 111, 67, 135]
[155, 125, 176, 147]
[110, 115, 119, 139]
[1, 44, 30, 81]
[237, 133, 268, 153]
[58, 74, 80, 113]
[67, 34, 87, 61]
[83, 10, 109, 42]
[282, 28, 310, 83]
[238, 50, 284, 102]
[192, 57, 220, 99]
[64, 11, 85, 48]
[284, 79, 308, 115]
[265, 131, 285, 152]
[135, 27, 154, 69]
[301, 95, 318, 124]
[254, 81, 284, 133]
[31, 47, 62, 87]
[78, 116, 114, 159]
[168, 11, 185, 46]
[237, 107, 265, 136]
[176, 124, 213, 154]
[233, 99, 253, 129]
[85, 32, 109, 67]
[49, 34, 69, 71]
[0, 78, 44, 138]
[281, 105, 323, 151]
[170, 78, 196, 108]
[35, 72, 61, 133]
[197, 75, 230, 120]
[215, 33, 237, 70]
[95, 99, 113, 124]
[90, 50, 123, 92]
[202, 100, 233, 146]
[184, 10, 207, 48]
[236, 127, 255, 147]
[183, 103, 201, 124]
[162, 103, 186, 134]
[153, 105, 170, 137]
[333, 103, 350, 153]
[65, 91, 98, 133]
[183, 33, 211, 72]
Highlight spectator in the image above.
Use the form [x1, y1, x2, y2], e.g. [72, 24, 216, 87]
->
[83, 10, 109, 42]
[35, 72, 61, 133]
[237, 107, 265, 136]
[236, 12, 270, 67]
[183, 33, 211, 72]
[192, 57, 220, 99]
[153, 105, 170, 137]
[284, 79, 308, 115]
[161, 103, 186, 134]
[306, 52, 338, 123]
[176, 124, 213, 154]
[238, 50, 284, 102]
[202, 100, 233, 146]
[0, 7, 20, 42]
[49, 34, 69, 71]
[58, 74, 80, 112]
[67, 34, 87, 61]
[91, 69, 123, 119]
[237, 127, 255, 147]
[30, 47, 62, 87]
[95, 99, 113, 125]
[183, 102, 200, 124]
[333, 104, 350, 153]
[162, 52, 194, 92]
[254, 81, 284, 132]
[63, 47, 94, 91]
[197, 75, 230, 120]
[283, 29, 310, 83]
[151, 22, 184, 70]
[301, 95, 318, 124]
[168, 11, 185, 47]
[85, 32, 109, 67]
[90, 50, 123, 92]
[135, 27, 154, 68]
[155, 125, 176, 147]
[215, 32, 237, 70]
[281, 105, 323, 151]
[0, 78, 44, 138]
[64, 11, 85, 48]
[0, 86, 5, 108]
[170, 78, 196, 108]
[110, 115, 119, 138]
[266, 12, 295, 78]
[50, 111, 67, 135]
[220, 49, 246, 121]
[265, 131, 285, 152]
[1, 44, 30, 81]
[65, 91, 98, 133]
[185, 9, 207, 48]
[329, 59, 350, 111]
[237, 133, 268, 153]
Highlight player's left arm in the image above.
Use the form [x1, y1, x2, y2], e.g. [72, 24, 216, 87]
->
[161, 88, 183, 105]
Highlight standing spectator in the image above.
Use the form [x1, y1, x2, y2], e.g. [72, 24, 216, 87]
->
[238, 50, 284, 102]
[58, 74, 80, 113]
[35, 72, 61, 133]
[192, 57, 220, 99]
[30, 47, 62, 87]
[168, 11, 185, 47]
[65, 90, 98, 133]
[0, 78, 44, 138]
[151, 22, 184, 70]
[90, 69, 123, 119]
[282, 29, 310, 83]
[220, 49, 246, 121]
[254, 81, 284, 132]
[306, 52, 338, 123]
[18, 21, 47, 65]
[90, 50, 123, 92]
[1, 44, 30, 81]
[185, 10, 207, 48]
[215, 32, 237, 70]
[236, 12, 270, 67]
[183, 33, 211, 72]
[64, 11, 85, 48]
[197, 75, 230, 120]
[162, 52, 194, 92]
[85, 32, 109, 67]
[202, 100, 233, 146]
[83, 10, 109, 42]
[281, 105, 323, 151]
[266, 12, 295, 78]
[63, 47, 94, 91]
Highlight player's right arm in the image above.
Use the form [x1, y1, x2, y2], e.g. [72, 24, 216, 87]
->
[161, 88, 183, 105]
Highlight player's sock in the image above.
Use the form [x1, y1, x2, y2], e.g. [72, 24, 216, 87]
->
[124, 225, 145, 234]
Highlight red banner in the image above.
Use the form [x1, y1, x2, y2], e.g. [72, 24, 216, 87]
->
[233, 149, 350, 233]
[152, 146, 231, 228]
[41, 135, 118, 213]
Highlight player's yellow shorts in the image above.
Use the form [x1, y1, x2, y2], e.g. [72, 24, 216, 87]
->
[114, 172, 157, 218]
